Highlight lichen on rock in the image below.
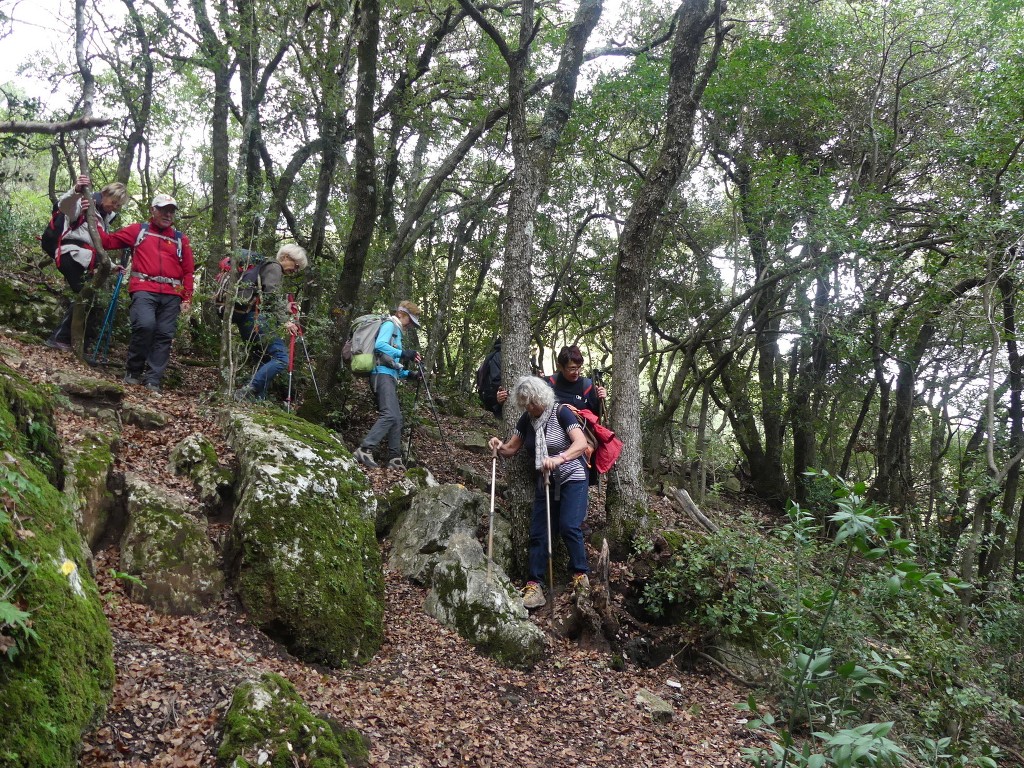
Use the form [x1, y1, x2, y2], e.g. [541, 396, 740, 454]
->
[390, 485, 545, 668]
[119, 473, 224, 615]
[223, 409, 384, 668]
[169, 432, 235, 513]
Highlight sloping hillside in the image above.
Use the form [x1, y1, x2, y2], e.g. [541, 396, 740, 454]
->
[2, 332, 755, 768]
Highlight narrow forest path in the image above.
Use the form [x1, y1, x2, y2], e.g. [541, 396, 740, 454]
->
[6, 334, 759, 768]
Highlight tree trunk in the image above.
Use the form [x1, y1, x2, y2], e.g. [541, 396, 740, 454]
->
[71, 0, 111, 362]
[609, 0, 726, 551]
[317, 0, 381, 390]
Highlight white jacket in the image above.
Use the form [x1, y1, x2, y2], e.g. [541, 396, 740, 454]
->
[57, 188, 119, 269]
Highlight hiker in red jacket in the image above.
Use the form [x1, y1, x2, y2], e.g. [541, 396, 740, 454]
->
[87, 193, 195, 393]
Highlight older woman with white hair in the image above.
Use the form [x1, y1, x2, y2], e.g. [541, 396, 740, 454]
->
[488, 375, 591, 609]
[233, 243, 309, 401]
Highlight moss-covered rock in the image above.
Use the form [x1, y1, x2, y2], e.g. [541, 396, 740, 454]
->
[169, 433, 235, 513]
[424, 533, 545, 669]
[121, 403, 168, 429]
[63, 427, 119, 551]
[218, 673, 368, 768]
[0, 274, 63, 335]
[375, 466, 437, 537]
[0, 365, 114, 768]
[0, 364, 64, 489]
[224, 409, 384, 667]
[119, 474, 224, 615]
[388, 484, 484, 583]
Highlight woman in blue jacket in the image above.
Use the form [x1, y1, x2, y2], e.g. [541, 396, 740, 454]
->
[353, 300, 422, 471]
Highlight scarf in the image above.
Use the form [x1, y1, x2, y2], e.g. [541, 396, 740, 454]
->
[531, 405, 554, 473]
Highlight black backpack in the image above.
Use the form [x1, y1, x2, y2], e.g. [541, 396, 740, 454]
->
[476, 347, 502, 410]
[40, 206, 74, 259]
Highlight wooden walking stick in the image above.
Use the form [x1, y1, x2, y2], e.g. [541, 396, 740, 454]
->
[545, 470, 555, 614]
[487, 453, 497, 581]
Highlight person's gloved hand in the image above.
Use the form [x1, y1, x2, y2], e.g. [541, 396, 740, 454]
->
[408, 369, 423, 381]
[400, 349, 418, 363]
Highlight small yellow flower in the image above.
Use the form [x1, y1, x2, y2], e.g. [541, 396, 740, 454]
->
[60, 560, 77, 576]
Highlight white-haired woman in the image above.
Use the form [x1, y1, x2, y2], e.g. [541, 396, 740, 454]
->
[233, 243, 308, 400]
[488, 375, 591, 609]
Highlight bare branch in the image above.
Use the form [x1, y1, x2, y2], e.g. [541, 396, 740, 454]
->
[0, 116, 114, 135]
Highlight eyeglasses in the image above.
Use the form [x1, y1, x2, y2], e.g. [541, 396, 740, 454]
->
[564, 365, 583, 374]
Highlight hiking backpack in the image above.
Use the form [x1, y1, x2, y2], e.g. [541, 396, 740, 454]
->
[342, 314, 396, 375]
[212, 251, 267, 315]
[132, 222, 183, 262]
[40, 205, 70, 259]
[476, 347, 502, 410]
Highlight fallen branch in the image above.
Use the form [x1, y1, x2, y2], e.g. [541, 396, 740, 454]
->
[696, 651, 759, 687]
[0, 116, 115, 135]
[667, 486, 720, 533]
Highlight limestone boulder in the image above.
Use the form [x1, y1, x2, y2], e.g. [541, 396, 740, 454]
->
[390, 485, 543, 668]
[375, 465, 437, 536]
[0, 273, 63, 334]
[169, 433, 235, 513]
[224, 408, 384, 668]
[219, 673, 368, 768]
[0, 363, 114, 767]
[63, 426, 119, 552]
[119, 474, 224, 615]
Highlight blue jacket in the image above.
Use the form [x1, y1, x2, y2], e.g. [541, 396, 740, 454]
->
[372, 318, 410, 379]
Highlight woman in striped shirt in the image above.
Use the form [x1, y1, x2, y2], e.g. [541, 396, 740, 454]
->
[489, 375, 591, 609]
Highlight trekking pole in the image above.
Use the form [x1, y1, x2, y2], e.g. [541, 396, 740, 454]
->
[417, 361, 454, 464]
[405, 375, 422, 459]
[285, 329, 297, 412]
[88, 261, 127, 365]
[290, 298, 322, 403]
[487, 453, 497, 582]
[545, 470, 555, 614]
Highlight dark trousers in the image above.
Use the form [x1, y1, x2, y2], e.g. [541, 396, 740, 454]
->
[362, 373, 403, 459]
[49, 257, 100, 345]
[126, 291, 181, 385]
[528, 478, 589, 583]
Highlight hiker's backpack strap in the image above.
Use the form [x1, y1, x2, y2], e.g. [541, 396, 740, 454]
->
[559, 403, 596, 467]
[133, 223, 183, 262]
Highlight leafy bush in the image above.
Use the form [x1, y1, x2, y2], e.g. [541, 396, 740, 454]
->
[640, 525, 765, 639]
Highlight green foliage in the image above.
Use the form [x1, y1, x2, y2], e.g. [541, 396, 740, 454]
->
[738, 472, 1004, 768]
[640, 526, 763, 638]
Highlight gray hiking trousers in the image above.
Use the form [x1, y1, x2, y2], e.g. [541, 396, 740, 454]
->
[362, 373, 402, 459]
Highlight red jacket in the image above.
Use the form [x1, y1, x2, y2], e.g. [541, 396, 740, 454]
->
[99, 220, 195, 302]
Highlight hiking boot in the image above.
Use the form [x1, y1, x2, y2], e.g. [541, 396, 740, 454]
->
[353, 446, 378, 468]
[572, 573, 590, 597]
[522, 581, 546, 609]
[233, 386, 256, 402]
[145, 381, 162, 394]
[387, 457, 407, 471]
[44, 338, 72, 352]
[123, 373, 143, 386]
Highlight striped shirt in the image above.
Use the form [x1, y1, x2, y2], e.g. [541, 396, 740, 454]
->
[514, 405, 587, 484]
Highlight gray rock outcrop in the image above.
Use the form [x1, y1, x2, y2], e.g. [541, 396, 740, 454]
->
[390, 484, 544, 668]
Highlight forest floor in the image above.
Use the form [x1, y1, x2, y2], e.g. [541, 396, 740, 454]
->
[4, 331, 763, 768]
